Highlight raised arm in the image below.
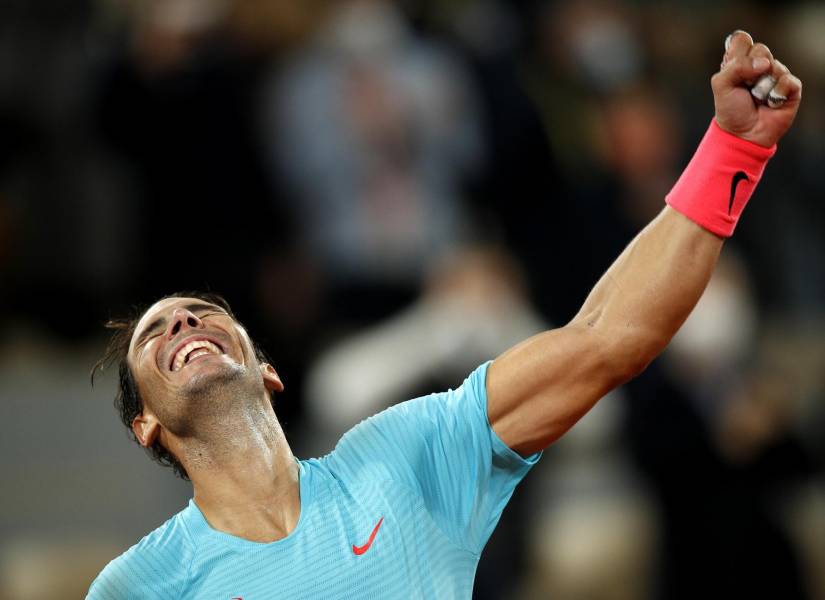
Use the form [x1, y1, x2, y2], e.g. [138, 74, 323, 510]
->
[487, 31, 802, 456]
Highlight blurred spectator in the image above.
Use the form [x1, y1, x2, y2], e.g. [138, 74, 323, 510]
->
[263, 0, 484, 321]
[595, 84, 682, 226]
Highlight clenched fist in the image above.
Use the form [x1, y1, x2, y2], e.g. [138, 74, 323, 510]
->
[712, 30, 802, 148]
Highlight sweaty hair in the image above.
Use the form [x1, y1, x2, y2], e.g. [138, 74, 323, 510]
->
[91, 291, 271, 481]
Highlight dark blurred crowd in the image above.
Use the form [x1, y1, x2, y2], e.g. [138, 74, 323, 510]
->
[1, 0, 824, 598]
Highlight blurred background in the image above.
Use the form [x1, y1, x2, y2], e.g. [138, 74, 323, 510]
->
[0, 0, 823, 598]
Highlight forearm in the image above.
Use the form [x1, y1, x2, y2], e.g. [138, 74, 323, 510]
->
[571, 206, 724, 379]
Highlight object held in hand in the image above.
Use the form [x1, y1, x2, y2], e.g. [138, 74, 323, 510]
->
[751, 74, 787, 108]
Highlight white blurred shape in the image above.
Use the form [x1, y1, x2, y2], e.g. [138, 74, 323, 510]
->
[668, 252, 757, 375]
[305, 248, 546, 432]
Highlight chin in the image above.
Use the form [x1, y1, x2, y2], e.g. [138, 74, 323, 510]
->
[181, 361, 247, 399]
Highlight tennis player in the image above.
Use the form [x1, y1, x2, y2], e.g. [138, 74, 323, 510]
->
[87, 31, 801, 598]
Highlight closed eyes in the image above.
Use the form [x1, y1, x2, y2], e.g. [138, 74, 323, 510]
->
[133, 304, 227, 349]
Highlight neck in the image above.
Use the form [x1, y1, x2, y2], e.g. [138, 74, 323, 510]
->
[178, 399, 301, 543]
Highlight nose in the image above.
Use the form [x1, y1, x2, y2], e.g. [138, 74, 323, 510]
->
[166, 308, 204, 338]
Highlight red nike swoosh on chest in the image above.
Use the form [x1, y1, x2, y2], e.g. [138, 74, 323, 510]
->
[352, 516, 384, 555]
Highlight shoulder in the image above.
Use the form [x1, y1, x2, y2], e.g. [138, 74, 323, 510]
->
[87, 510, 195, 599]
[319, 363, 492, 482]
[354, 361, 490, 434]
[362, 361, 491, 436]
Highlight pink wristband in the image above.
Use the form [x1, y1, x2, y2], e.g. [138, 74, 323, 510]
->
[665, 119, 776, 237]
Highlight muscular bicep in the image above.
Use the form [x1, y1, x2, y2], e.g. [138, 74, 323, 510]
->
[486, 209, 722, 457]
[487, 323, 626, 456]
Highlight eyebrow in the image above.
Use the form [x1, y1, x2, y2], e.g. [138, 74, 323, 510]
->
[133, 302, 226, 348]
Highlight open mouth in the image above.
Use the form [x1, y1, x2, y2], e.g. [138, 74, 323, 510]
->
[170, 339, 225, 372]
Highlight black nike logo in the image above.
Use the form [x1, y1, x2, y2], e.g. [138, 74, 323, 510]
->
[729, 171, 749, 214]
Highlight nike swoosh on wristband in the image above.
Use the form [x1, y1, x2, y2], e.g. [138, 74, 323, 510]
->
[729, 171, 750, 214]
[352, 516, 384, 555]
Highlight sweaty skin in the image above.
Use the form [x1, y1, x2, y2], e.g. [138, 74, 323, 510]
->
[128, 297, 300, 542]
[486, 32, 802, 456]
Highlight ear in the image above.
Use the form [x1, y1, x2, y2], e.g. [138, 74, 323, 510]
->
[132, 411, 161, 448]
[261, 363, 285, 393]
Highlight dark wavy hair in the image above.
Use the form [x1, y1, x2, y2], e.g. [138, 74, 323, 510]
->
[91, 291, 271, 481]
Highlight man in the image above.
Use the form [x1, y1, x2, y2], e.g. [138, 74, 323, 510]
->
[88, 32, 801, 598]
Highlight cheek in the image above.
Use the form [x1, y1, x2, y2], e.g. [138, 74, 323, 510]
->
[141, 340, 163, 374]
[135, 342, 168, 391]
[233, 327, 255, 364]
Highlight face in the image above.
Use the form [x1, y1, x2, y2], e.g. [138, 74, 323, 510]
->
[127, 296, 283, 448]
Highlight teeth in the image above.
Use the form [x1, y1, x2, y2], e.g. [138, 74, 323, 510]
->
[187, 348, 211, 362]
[172, 340, 222, 372]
